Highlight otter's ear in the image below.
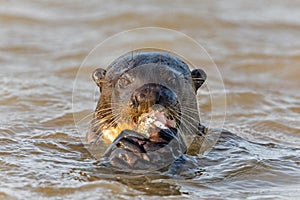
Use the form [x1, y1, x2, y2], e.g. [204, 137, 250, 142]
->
[92, 68, 106, 88]
[191, 69, 207, 92]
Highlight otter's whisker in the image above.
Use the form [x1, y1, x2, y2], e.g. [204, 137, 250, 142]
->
[94, 110, 113, 117]
[181, 120, 200, 135]
[106, 116, 121, 128]
[171, 110, 199, 134]
[77, 112, 95, 124]
[95, 107, 113, 112]
[90, 115, 116, 128]
[180, 106, 199, 112]
[191, 77, 206, 81]
[176, 114, 200, 125]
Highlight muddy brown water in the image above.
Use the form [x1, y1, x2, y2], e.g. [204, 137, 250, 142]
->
[1, 0, 300, 199]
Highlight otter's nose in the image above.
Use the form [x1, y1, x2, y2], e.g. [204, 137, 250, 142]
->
[130, 83, 178, 112]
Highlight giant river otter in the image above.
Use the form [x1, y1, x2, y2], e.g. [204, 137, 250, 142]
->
[86, 51, 207, 171]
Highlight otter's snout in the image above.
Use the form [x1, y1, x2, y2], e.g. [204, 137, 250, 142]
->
[129, 83, 180, 123]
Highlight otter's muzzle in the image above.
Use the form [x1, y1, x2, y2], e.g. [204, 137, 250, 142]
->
[129, 83, 181, 124]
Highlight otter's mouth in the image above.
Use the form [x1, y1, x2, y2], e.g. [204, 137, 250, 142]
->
[134, 105, 177, 136]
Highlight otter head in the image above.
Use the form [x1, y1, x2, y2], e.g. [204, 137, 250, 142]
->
[87, 52, 207, 145]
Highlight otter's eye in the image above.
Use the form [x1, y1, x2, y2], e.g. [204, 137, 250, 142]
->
[118, 74, 133, 89]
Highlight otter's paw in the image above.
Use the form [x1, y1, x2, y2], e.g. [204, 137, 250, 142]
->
[102, 128, 185, 171]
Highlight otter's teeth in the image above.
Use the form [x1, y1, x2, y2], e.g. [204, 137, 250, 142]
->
[153, 120, 167, 129]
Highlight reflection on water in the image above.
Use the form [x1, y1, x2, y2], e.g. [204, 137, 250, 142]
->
[1, 0, 300, 199]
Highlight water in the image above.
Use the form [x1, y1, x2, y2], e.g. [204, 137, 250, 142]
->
[1, 0, 300, 199]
